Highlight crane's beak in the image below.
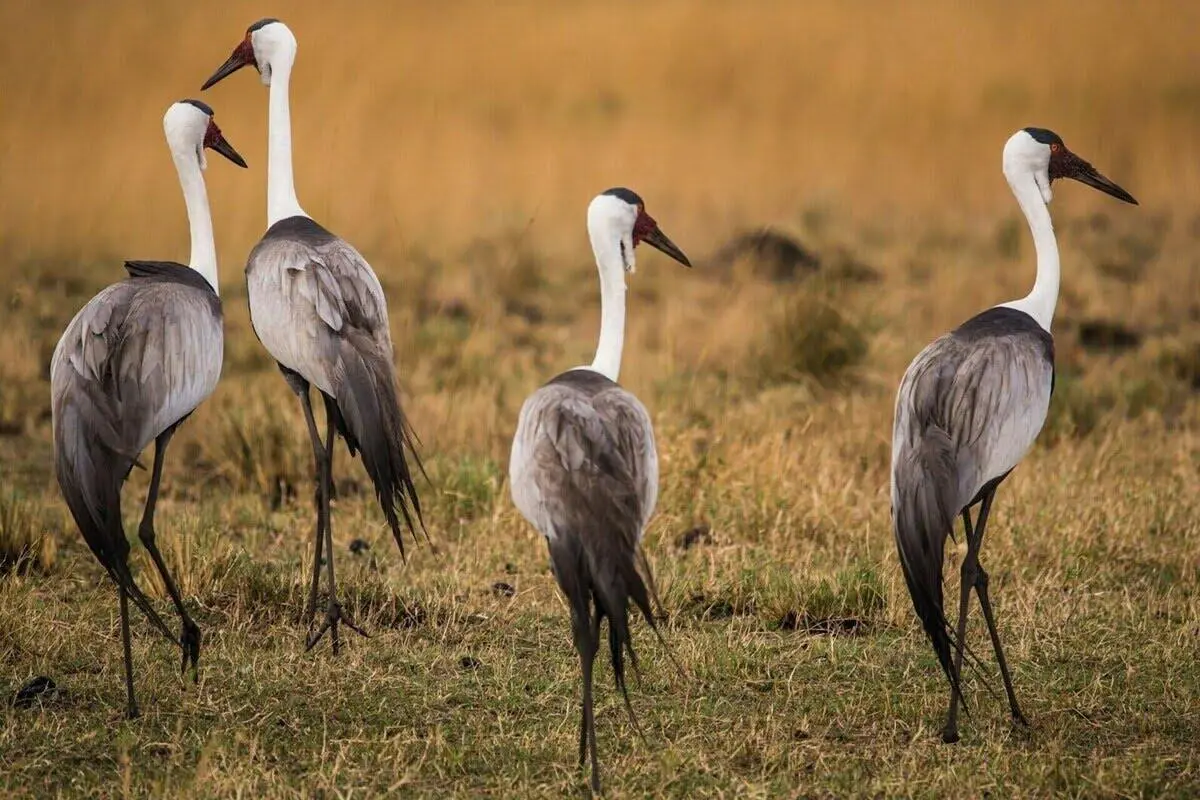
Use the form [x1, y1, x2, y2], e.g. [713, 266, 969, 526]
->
[202, 41, 254, 91]
[1072, 164, 1138, 205]
[1054, 148, 1138, 205]
[642, 225, 692, 267]
[208, 132, 248, 168]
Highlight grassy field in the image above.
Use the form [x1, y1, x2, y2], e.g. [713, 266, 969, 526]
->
[2, 0, 1200, 796]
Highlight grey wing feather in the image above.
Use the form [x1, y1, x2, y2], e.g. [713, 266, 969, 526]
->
[248, 222, 425, 544]
[247, 234, 392, 395]
[510, 381, 657, 546]
[894, 331, 1053, 511]
[52, 280, 223, 455]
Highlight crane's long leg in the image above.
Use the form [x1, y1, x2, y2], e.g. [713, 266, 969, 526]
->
[322, 395, 339, 654]
[118, 583, 139, 719]
[942, 507, 979, 744]
[137, 427, 202, 680]
[574, 607, 602, 795]
[971, 489, 1028, 727]
[294, 385, 327, 632]
[305, 394, 367, 654]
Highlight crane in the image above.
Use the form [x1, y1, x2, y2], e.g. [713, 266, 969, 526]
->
[891, 127, 1136, 742]
[51, 99, 246, 717]
[510, 188, 690, 794]
[201, 19, 424, 654]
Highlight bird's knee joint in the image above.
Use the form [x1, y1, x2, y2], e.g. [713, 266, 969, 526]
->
[959, 558, 977, 582]
[137, 522, 156, 545]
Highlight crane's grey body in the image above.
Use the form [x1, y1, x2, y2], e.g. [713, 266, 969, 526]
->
[247, 216, 391, 398]
[246, 214, 422, 652]
[510, 367, 662, 795]
[510, 368, 659, 546]
[52, 262, 222, 460]
[892, 306, 1054, 518]
[51, 260, 223, 715]
[891, 305, 1052, 741]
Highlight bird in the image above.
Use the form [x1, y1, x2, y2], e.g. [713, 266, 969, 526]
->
[509, 188, 691, 794]
[201, 19, 425, 654]
[50, 99, 247, 718]
[891, 127, 1137, 742]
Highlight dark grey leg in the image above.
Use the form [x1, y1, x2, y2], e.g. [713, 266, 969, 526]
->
[575, 609, 602, 795]
[295, 385, 326, 632]
[942, 507, 979, 744]
[305, 395, 367, 654]
[137, 427, 201, 680]
[119, 583, 139, 719]
[971, 490, 1028, 727]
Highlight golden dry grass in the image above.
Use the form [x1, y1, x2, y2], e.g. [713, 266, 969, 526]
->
[2, 1, 1199, 797]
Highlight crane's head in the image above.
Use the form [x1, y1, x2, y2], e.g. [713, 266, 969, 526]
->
[201, 19, 296, 91]
[1004, 128, 1137, 206]
[587, 188, 691, 274]
[163, 100, 248, 171]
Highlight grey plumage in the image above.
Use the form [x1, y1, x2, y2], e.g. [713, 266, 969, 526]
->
[51, 260, 222, 716]
[245, 214, 422, 651]
[892, 305, 1052, 739]
[510, 368, 664, 793]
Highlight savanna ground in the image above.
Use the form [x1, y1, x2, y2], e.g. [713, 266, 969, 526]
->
[2, 1, 1199, 796]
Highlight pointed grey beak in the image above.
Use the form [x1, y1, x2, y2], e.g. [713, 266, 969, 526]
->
[642, 226, 691, 267]
[208, 133, 248, 168]
[202, 42, 254, 91]
[1073, 166, 1138, 205]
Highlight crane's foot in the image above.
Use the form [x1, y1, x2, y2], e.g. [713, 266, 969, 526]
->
[305, 600, 369, 655]
[180, 619, 202, 682]
[1012, 708, 1030, 728]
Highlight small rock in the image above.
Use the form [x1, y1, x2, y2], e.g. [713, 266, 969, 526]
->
[676, 524, 712, 551]
[349, 539, 371, 555]
[505, 300, 545, 324]
[712, 228, 820, 283]
[491, 581, 516, 598]
[11, 676, 57, 709]
[460, 656, 482, 670]
[443, 298, 472, 321]
[1078, 319, 1142, 353]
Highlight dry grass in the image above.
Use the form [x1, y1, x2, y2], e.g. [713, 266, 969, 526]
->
[2, 1, 1200, 797]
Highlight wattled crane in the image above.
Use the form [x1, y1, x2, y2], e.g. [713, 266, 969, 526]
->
[892, 127, 1136, 742]
[51, 100, 246, 717]
[510, 188, 690, 794]
[201, 19, 424, 653]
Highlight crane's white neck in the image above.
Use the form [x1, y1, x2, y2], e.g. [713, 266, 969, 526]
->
[997, 168, 1059, 332]
[171, 146, 219, 295]
[586, 229, 629, 382]
[265, 47, 308, 227]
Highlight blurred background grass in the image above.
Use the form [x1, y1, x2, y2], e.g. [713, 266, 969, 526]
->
[3, 0, 1200, 259]
[1, 1, 1199, 796]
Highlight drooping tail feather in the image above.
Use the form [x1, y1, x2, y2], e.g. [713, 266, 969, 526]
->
[550, 527, 663, 733]
[892, 426, 962, 702]
[333, 331, 425, 556]
[52, 387, 176, 645]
